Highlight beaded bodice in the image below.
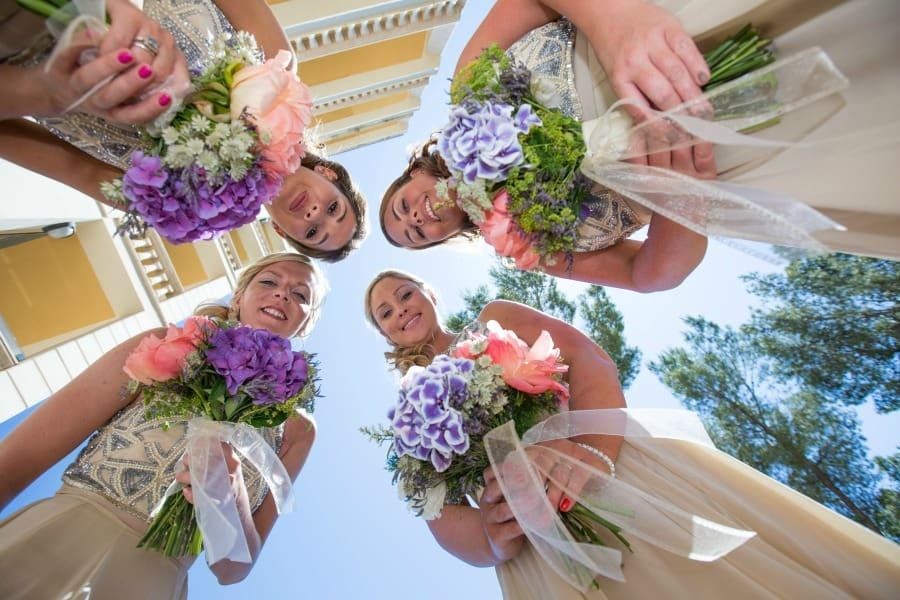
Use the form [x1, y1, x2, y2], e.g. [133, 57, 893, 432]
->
[6, 0, 237, 170]
[63, 400, 283, 522]
[507, 20, 650, 252]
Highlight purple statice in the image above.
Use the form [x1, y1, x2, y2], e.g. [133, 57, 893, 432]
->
[122, 153, 281, 244]
[437, 101, 541, 185]
[205, 326, 308, 405]
[390, 355, 473, 472]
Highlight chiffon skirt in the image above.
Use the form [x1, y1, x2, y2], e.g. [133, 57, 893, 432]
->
[496, 439, 900, 599]
[0, 485, 190, 600]
[574, 0, 900, 259]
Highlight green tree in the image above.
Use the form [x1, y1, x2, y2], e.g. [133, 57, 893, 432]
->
[650, 317, 886, 535]
[578, 286, 641, 388]
[743, 254, 899, 413]
[875, 451, 900, 540]
[446, 262, 641, 389]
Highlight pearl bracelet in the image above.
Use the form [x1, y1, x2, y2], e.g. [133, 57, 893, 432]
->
[576, 443, 616, 479]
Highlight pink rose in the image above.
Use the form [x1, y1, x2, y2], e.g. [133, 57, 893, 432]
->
[479, 190, 542, 271]
[482, 320, 569, 403]
[231, 50, 313, 178]
[124, 316, 212, 384]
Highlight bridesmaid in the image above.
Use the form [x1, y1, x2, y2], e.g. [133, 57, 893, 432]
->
[379, 0, 900, 292]
[0, 252, 325, 598]
[0, 0, 368, 261]
[364, 269, 900, 599]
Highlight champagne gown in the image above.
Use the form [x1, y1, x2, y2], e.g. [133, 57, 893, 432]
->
[509, 0, 900, 259]
[0, 400, 284, 600]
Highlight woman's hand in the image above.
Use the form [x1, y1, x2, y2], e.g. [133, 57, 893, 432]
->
[582, 0, 716, 176]
[529, 439, 616, 514]
[175, 442, 247, 507]
[480, 466, 527, 563]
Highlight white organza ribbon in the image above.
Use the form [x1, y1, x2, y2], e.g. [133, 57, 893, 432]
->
[580, 47, 853, 251]
[484, 409, 756, 590]
[152, 417, 294, 565]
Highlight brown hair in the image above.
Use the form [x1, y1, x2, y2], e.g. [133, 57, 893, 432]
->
[195, 252, 328, 337]
[379, 138, 478, 249]
[278, 152, 368, 262]
[363, 269, 442, 374]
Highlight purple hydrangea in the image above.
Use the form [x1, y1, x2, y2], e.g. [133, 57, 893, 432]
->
[122, 152, 281, 244]
[205, 326, 308, 406]
[390, 355, 473, 472]
[437, 101, 541, 184]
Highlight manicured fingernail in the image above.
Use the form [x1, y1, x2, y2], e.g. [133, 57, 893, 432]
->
[138, 64, 153, 79]
[158, 93, 171, 107]
[117, 51, 133, 64]
[698, 71, 710, 85]
[559, 497, 572, 512]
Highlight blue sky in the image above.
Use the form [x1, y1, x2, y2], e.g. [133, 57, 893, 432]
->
[2, 2, 897, 598]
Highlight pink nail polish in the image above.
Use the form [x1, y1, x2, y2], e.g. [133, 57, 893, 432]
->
[559, 497, 572, 512]
[138, 64, 153, 79]
[117, 51, 133, 64]
[158, 93, 172, 107]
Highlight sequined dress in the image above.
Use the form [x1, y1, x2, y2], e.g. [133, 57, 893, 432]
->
[2, 0, 238, 171]
[0, 399, 284, 599]
[510, 0, 900, 259]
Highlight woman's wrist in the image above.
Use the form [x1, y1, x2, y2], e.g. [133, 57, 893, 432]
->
[0, 66, 58, 119]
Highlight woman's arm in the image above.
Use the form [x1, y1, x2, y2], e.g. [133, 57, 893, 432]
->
[197, 413, 316, 585]
[0, 118, 122, 205]
[0, 329, 164, 511]
[214, 0, 292, 61]
[541, 214, 708, 293]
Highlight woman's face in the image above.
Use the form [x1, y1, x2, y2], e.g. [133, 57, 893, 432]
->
[381, 171, 467, 248]
[268, 165, 357, 252]
[236, 261, 316, 338]
[369, 276, 438, 347]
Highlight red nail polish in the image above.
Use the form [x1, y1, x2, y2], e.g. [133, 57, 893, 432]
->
[158, 93, 171, 107]
[117, 51, 133, 64]
[138, 64, 153, 79]
[559, 497, 572, 512]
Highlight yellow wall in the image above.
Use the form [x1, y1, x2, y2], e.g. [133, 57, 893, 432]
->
[162, 240, 207, 288]
[299, 31, 428, 86]
[315, 91, 410, 124]
[229, 231, 250, 264]
[0, 236, 114, 346]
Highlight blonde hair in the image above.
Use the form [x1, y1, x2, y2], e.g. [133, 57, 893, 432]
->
[363, 269, 442, 374]
[195, 252, 329, 337]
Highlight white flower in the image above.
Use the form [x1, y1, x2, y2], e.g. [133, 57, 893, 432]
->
[185, 138, 206, 157]
[420, 481, 447, 521]
[229, 161, 249, 181]
[531, 75, 564, 109]
[164, 144, 194, 168]
[99, 180, 124, 205]
[198, 150, 220, 173]
[582, 110, 633, 163]
[161, 126, 180, 145]
[189, 114, 211, 134]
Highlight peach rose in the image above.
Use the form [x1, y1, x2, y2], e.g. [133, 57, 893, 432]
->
[479, 191, 542, 271]
[482, 320, 569, 403]
[231, 50, 313, 178]
[124, 316, 212, 384]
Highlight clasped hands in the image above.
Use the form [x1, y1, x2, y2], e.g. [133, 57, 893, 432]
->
[479, 439, 614, 562]
[35, 0, 189, 123]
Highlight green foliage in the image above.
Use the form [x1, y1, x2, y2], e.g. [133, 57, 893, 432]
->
[446, 262, 640, 389]
[577, 286, 642, 389]
[450, 45, 510, 104]
[650, 316, 890, 538]
[743, 254, 899, 413]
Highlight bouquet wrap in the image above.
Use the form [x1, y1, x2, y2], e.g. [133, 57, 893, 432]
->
[484, 409, 756, 589]
[580, 47, 851, 251]
[153, 417, 295, 565]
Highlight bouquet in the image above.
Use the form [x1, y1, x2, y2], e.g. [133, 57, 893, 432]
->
[19, 0, 312, 243]
[435, 25, 804, 269]
[364, 321, 630, 558]
[100, 33, 313, 243]
[123, 316, 319, 559]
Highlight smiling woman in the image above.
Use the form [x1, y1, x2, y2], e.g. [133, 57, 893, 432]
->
[0, 252, 326, 597]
